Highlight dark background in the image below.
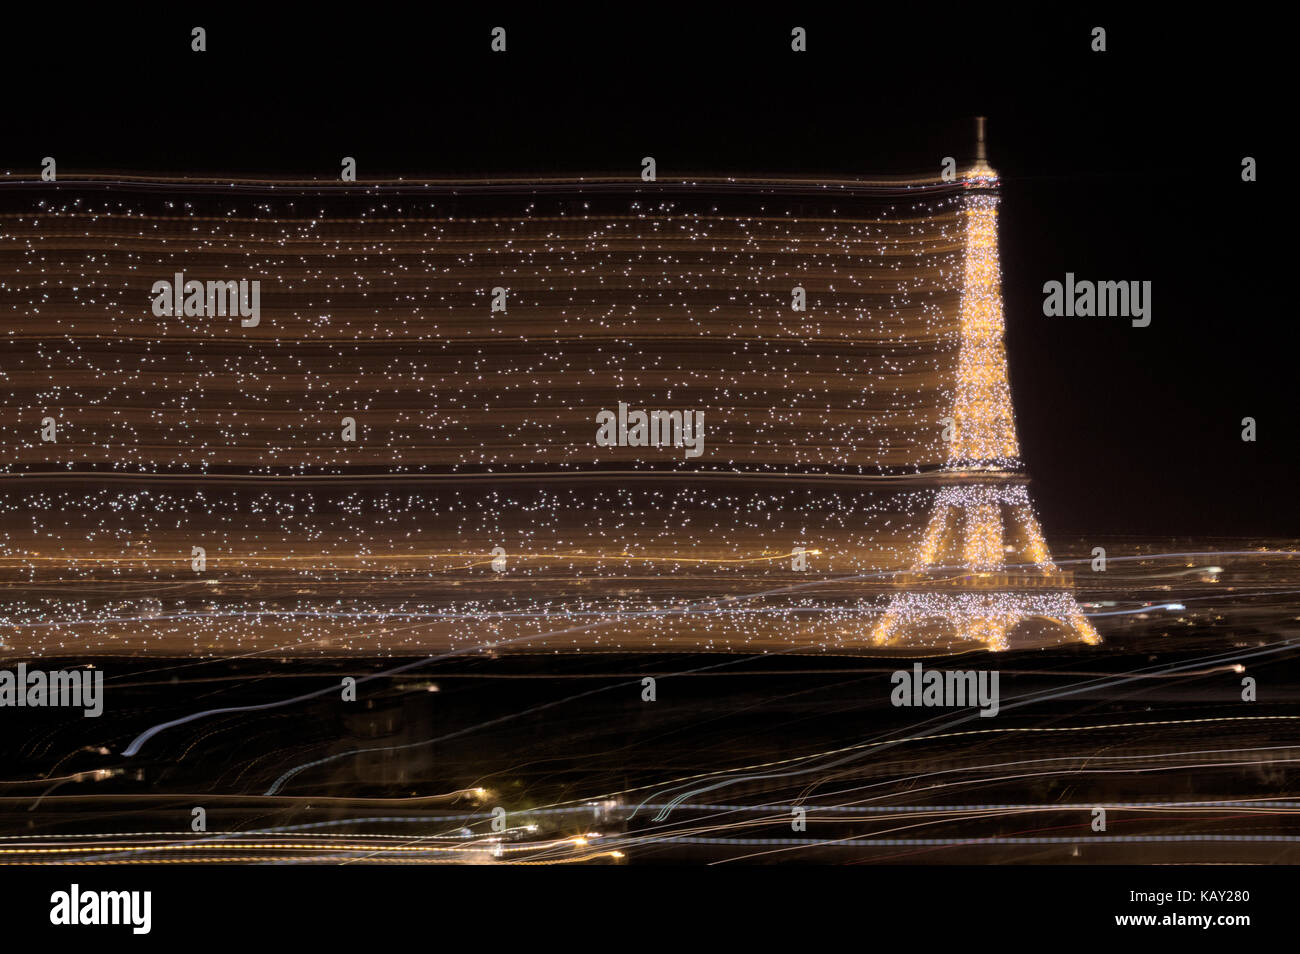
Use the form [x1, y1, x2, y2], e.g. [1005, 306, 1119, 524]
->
[0, 10, 1288, 537]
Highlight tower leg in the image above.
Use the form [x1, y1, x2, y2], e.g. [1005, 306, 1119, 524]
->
[873, 484, 1099, 652]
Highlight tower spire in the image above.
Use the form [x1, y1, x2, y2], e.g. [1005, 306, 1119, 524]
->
[966, 115, 996, 180]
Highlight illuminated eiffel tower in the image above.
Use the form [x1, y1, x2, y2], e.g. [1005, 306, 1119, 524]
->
[872, 119, 1100, 652]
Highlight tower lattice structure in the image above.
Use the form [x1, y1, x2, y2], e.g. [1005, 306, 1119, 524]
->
[871, 120, 1100, 652]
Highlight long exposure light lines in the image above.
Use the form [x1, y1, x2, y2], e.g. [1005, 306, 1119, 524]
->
[0, 171, 1053, 656]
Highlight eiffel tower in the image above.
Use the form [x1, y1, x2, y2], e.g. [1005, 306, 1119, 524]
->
[871, 118, 1100, 652]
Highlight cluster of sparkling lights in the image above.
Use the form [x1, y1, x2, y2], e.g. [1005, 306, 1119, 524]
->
[0, 181, 968, 474]
[0, 481, 942, 655]
[872, 591, 1100, 652]
[950, 190, 1020, 467]
[910, 485, 1052, 570]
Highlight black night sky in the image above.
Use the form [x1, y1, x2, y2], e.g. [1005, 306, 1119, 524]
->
[2, 10, 1289, 537]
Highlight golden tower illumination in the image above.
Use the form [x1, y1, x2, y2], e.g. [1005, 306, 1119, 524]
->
[871, 118, 1100, 652]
